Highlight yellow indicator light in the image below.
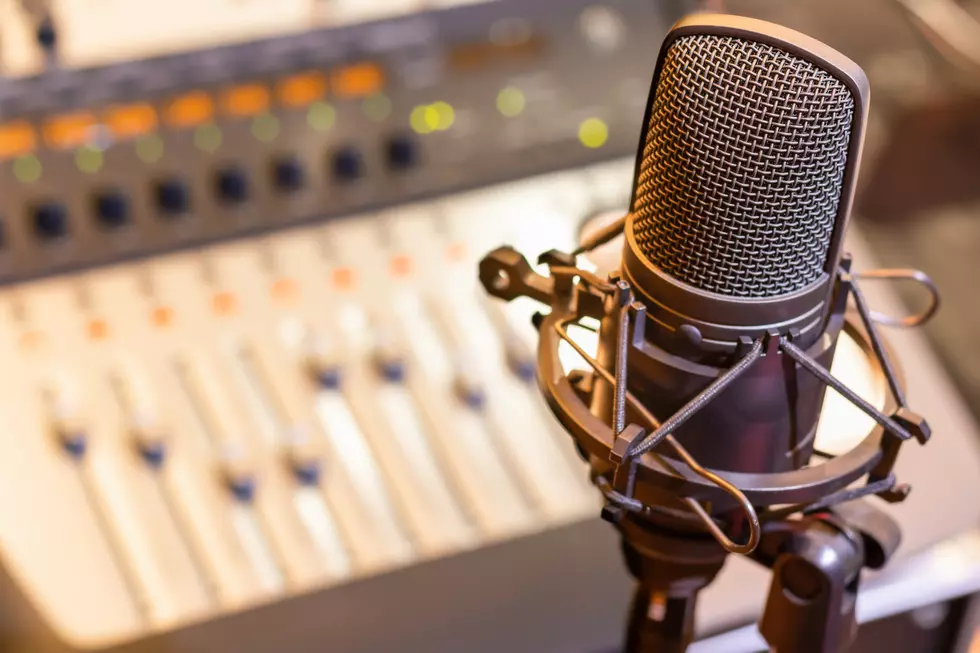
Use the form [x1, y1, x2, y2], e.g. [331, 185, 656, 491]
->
[411, 105, 432, 134]
[75, 146, 104, 173]
[251, 113, 280, 142]
[496, 87, 526, 117]
[411, 102, 455, 134]
[194, 124, 223, 153]
[424, 106, 440, 131]
[0, 121, 37, 160]
[307, 102, 336, 132]
[363, 93, 392, 122]
[431, 101, 455, 130]
[13, 155, 42, 183]
[135, 134, 164, 164]
[578, 117, 608, 149]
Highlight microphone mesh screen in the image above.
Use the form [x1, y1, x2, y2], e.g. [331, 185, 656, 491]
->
[632, 34, 855, 297]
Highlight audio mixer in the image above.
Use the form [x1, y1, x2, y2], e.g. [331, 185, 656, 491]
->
[0, 1, 979, 653]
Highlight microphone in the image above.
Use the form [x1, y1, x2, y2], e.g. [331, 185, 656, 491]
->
[624, 22, 862, 354]
[611, 15, 868, 476]
[478, 14, 939, 653]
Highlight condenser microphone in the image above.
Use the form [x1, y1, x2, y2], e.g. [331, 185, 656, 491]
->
[622, 20, 867, 356]
[478, 14, 938, 653]
[604, 15, 871, 476]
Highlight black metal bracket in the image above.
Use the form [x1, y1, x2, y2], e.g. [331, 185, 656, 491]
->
[774, 262, 938, 506]
[755, 502, 901, 653]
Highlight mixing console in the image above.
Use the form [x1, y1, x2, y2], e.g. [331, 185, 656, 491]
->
[1, 154, 978, 653]
[0, 155, 645, 649]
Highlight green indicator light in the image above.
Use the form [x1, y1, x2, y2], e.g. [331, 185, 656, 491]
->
[411, 105, 432, 135]
[13, 155, 42, 183]
[362, 93, 392, 122]
[75, 146, 104, 173]
[194, 123, 223, 153]
[135, 134, 164, 164]
[307, 102, 336, 132]
[251, 113, 280, 142]
[578, 118, 608, 149]
[496, 87, 526, 117]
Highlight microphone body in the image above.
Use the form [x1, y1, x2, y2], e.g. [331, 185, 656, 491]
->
[621, 320, 843, 474]
[604, 15, 870, 475]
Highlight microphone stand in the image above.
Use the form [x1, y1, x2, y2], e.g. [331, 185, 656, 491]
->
[617, 513, 726, 653]
[614, 502, 901, 653]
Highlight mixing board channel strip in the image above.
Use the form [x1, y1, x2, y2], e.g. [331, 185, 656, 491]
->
[216, 248, 394, 580]
[85, 271, 266, 611]
[40, 382, 154, 629]
[267, 232, 419, 571]
[383, 206, 598, 517]
[43, 283, 220, 629]
[106, 364, 223, 611]
[230, 342, 355, 581]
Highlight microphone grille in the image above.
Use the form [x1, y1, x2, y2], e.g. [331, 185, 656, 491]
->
[632, 34, 855, 298]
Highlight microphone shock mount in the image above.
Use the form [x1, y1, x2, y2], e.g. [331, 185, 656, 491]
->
[478, 242, 939, 653]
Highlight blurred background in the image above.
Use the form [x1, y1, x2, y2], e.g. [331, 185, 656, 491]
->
[0, 0, 979, 651]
